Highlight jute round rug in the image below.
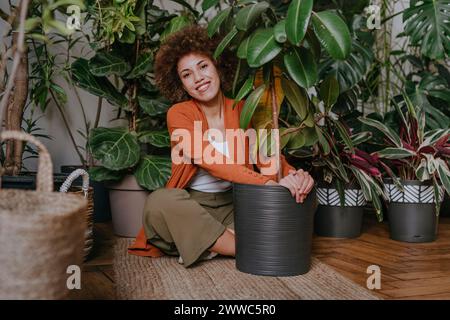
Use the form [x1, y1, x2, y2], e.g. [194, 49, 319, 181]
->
[114, 238, 381, 300]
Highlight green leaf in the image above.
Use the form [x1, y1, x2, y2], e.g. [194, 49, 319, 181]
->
[334, 120, 354, 153]
[319, 75, 339, 109]
[403, 0, 450, 60]
[71, 58, 128, 109]
[376, 147, 416, 160]
[284, 47, 317, 88]
[350, 166, 373, 202]
[134, 0, 147, 36]
[135, 155, 172, 190]
[237, 36, 251, 59]
[240, 84, 266, 129]
[303, 126, 318, 146]
[233, 75, 254, 109]
[88, 166, 125, 182]
[350, 132, 372, 146]
[436, 158, 450, 196]
[247, 28, 282, 68]
[433, 175, 442, 214]
[319, 40, 375, 92]
[335, 179, 346, 207]
[235, 2, 270, 31]
[207, 7, 232, 37]
[125, 51, 153, 79]
[89, 127, 140, 170]
[202, 0, 220, 12]
[281, 77, 308, 120]
[213, 26, 239, 59]
[416, 158, 430, 181]
[280, 128, 293, 149]
[138, 130, 170, 148]
[315, 126, 330, 155]
[160, 15, 192, 42]
[138, 95, 171, 116]
[285, 0, 313, 45]
[358, 117, 402, 147]
[88, 51, 131, 77]
[273, 20, 287, 43]
[287, 131, 306, 149]
[312, 11, 352, 60]
[370, 184, 383, 221]
[422, 129, 450, 147]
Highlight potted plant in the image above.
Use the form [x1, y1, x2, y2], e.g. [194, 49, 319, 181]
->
[71, 1, 197, 236]
[0, 1, 96, 193]
[311, 114, 386, 238]
[360, 96, 450, 242]
[206, 0, 355, 276]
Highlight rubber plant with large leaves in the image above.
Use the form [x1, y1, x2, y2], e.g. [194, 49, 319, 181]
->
[208, 0, 354, 180]
[207, 0, 386, 216]
[70, 0, 196, 190]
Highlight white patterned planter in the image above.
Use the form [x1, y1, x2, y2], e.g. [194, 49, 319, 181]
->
[384, 183, 444, 204]
[317, 187, 367, 207]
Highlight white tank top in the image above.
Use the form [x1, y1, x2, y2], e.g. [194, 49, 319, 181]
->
[188, 133, 232, 193]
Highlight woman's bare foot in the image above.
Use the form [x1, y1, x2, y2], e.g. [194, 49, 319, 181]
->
[209, 228, 235, 256]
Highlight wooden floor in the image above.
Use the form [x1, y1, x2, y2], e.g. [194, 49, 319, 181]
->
[69, 215, 450, 300]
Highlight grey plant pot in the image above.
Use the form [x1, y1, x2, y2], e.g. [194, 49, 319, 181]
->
[441, 193, 450, 217]
[233, 182, 317, 277]
[385, 180, 441, 243]
[107, 175, 149, 238]
[314, 185, 366, 238]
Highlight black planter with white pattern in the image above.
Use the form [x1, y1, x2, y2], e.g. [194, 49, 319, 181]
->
[384, 180, 443, 243]
[314, 183, 366, 238]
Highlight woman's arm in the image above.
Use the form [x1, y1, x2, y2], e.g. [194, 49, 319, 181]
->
[167, 104, 272, 185]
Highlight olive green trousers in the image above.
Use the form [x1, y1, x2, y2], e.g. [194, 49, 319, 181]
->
[142, 188, 234, 267]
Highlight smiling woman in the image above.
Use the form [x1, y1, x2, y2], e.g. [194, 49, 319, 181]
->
[153, 25, 237, 104]
[128, 25, 314, 268]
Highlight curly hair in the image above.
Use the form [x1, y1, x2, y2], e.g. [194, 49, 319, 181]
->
[154, 24, 238, 103]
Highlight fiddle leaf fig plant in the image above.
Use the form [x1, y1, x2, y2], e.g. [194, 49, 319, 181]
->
[71, 0, 189, 190]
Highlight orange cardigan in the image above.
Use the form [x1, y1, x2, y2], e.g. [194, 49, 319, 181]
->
[128, 97, 295, 257]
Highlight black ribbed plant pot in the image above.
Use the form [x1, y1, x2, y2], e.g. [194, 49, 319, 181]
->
[233, 183, 316, 277]
[314, 205, 364, 238]
[385, 180, 439, 243]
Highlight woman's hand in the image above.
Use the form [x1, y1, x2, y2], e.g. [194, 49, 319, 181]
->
[265, 170, 315, 203]
[280, 169, 314, 203]
[290, 169, 315, 202]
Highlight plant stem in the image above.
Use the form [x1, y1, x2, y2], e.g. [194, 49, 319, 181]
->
[0, 0, 28, 131]
[94, 97, 103, 128]
[270, 66, 281, 182]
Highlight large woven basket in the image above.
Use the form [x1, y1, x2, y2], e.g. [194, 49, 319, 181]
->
[59, 169, 94, 261]
[0, 131, 87, 299]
